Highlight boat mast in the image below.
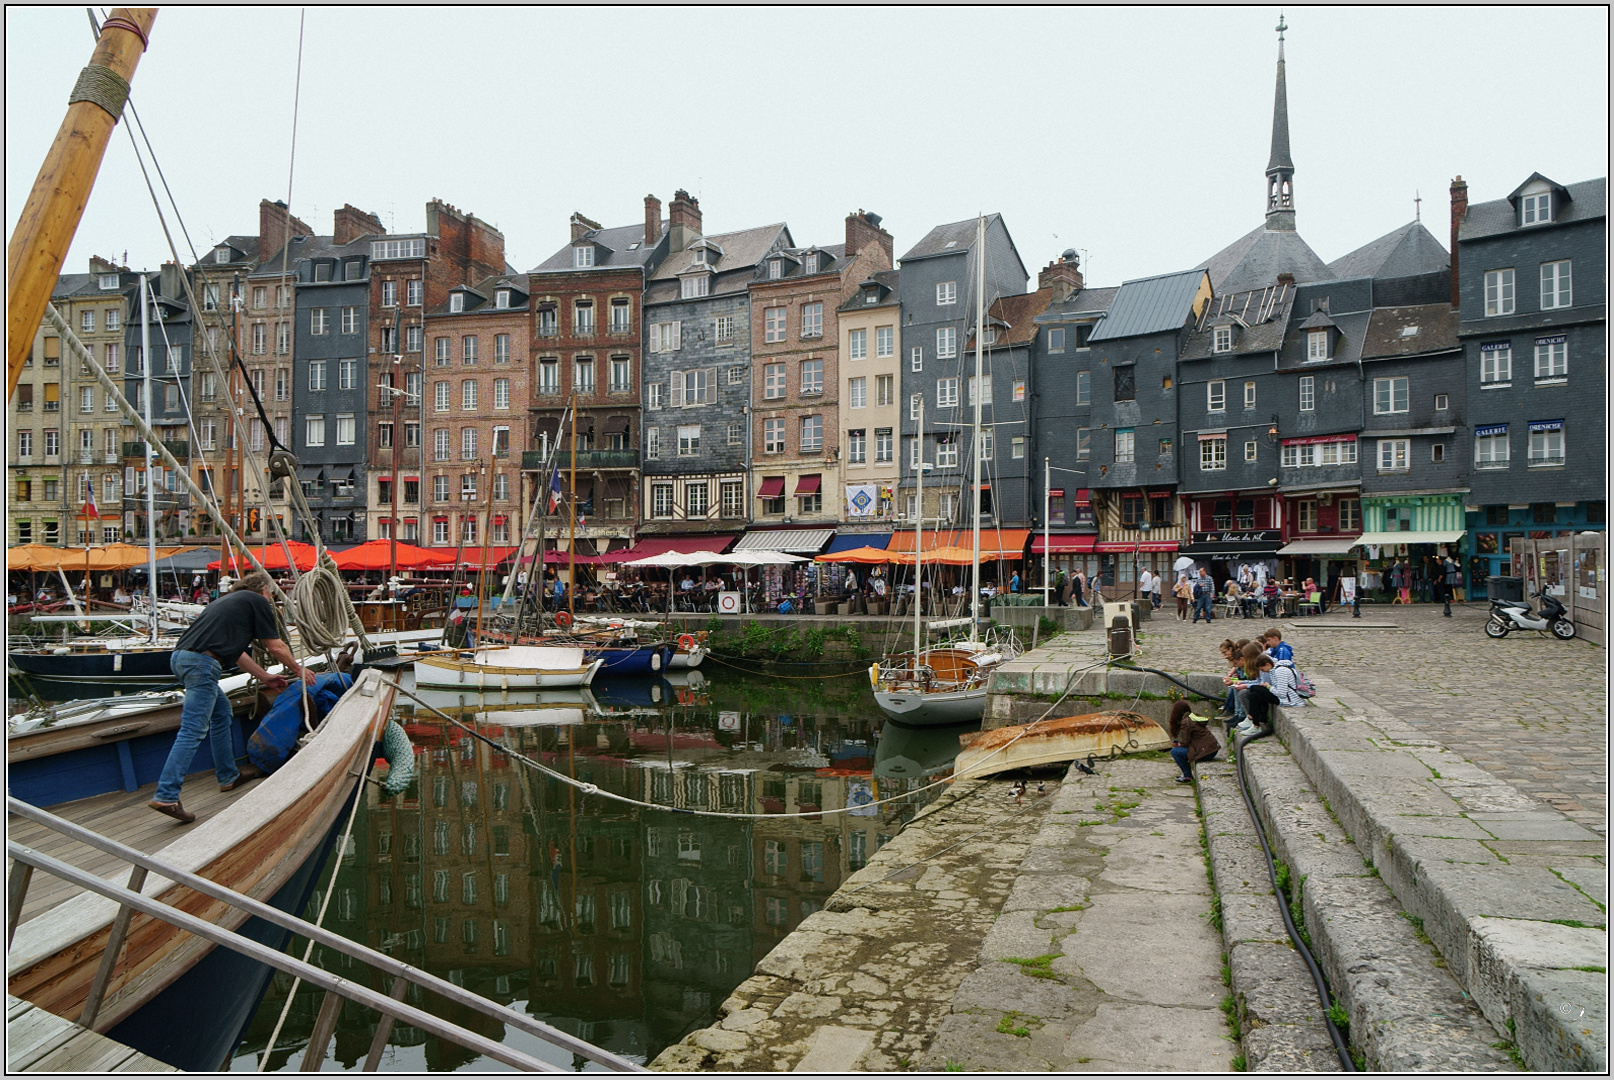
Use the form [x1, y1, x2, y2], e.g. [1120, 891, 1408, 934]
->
[567, 395, 578, 619]
[141, 274, 158, 641]
[6, 8, 157, 397]
[914, 393, 924, 661]
[388, 349, 402, 584]
[474, 454, 494, 647]
[970, 214, 985, 643]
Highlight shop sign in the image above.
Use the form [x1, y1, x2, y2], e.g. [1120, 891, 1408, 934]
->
[1191, 530, 1281, 545]
[1281, 434, 1356, 446]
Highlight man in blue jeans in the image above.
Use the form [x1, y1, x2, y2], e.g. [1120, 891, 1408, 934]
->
[150, 570, 314, 823]
[1191, 568, 1216, 623]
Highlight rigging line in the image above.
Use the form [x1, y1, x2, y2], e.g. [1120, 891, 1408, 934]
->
[274, 8, 307, 353]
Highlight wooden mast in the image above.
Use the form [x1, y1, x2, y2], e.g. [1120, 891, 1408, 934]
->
[567, 396, 578, 618]
[474, 454, 494, 647]
[7, 8, 158, 397]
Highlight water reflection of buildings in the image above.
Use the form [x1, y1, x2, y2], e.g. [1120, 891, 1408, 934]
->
[241, 680, 957, 1069]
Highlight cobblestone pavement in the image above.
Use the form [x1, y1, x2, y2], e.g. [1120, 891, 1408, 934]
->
[1131, 601, 1608, 836]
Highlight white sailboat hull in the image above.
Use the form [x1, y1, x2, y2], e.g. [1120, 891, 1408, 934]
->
[874, 686, 987, 726]
[414, 645, 602, 689]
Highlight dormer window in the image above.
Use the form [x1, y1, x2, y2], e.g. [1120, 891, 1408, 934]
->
[214, 247, 230, 264]
[1307, 329, 1329, 361]
[314, 262, 331, 282]
[1212, 326, 1233, 353]
[803, 253, 819, 275]
[98, 274, 118, 290]
[1522, 191, 1552, 225]
[495, 290, 511, 309]
[345, 260, 362, 281]
[983, 326, 997, 345]
[574, 246, 595, 269]
[692, 248, 707, 264]
[769, 259, 782, 280]
[864, 288, 878, 305]
[450, 293, 465, 314]
[680, 275, 710, 299]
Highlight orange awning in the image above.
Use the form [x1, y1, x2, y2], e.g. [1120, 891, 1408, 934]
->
[816, 546, 898, 564]
[887, 528, 1029, 560]
[16, 544, 186, 571]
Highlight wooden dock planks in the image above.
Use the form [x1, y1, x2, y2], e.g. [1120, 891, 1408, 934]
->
[6, 995, 177, 1072]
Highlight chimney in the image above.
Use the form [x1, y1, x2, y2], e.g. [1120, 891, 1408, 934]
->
[667, 189, 702, 253]
[845, 209, 894, 264]
[89, 254, 125, 275]
[644, 195, 662, 247]
[1449, 176, 1468, 309]
[259, 198, 312, 261]
[1038, 250, 1085, 302]
[334, 204, 385, 245]
[570, 212, 602, 242]
[159, 260, 185, 302]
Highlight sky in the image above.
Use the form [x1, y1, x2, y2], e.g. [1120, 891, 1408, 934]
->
[6, 6, 1608, 288]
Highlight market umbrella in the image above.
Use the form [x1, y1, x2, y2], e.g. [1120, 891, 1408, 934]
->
[207, 540, 319, 572]
[330, 539, 456, 571]
[7, 544, 73, 571]
[1173, 555, 1197, 572]
[815, 546, 896, 564]
[24, 544, 185, 571]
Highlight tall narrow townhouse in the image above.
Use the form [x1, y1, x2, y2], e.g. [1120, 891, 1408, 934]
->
[364, 200, 506, 546]
[292, 207, 383, 545]
[525, 198, 670, 558]
[640, 191, 792, 543]
[119, 264, 195, 542]
[746, 210, 894, 555]
[192, 232, 259, 542]
[56, 257, 136, 546]
[423, 274, 534, 552]
[961, 285, 1050, 530]
[896, 215, 1028, 533]
[1083, 269, 1212, 599]
[1029, 254, 1114, 579]
[11, 305, 74, 546]
[1456, 173, 1607, 585]
[837, 262, 901, 539]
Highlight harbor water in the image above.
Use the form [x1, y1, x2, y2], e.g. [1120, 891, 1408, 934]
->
[230, 663, 976, 1070]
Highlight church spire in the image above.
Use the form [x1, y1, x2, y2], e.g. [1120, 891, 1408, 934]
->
[1265, 13, 1296, 230]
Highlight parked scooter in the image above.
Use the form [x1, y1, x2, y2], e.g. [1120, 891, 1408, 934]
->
[1485, 590, 1576, 639]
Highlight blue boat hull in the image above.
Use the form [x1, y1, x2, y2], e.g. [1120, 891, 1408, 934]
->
[10, 648, 175, 684]
[9, 714, 254, 808]
[586, 643, 673, 676]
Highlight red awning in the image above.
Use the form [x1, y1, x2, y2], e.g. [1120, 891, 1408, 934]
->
[330, 540, 455, 571]
[603, 535, 738, 563]
[888, 528, 1030, 560]
[1095, 540, 1181, 553]
[795, 474, 821, 495]
[453, 546, 518, 568]
[1074, 489, 1091, 504]
[757, 476, 785, 499]
[1030, 534, 1099, 554]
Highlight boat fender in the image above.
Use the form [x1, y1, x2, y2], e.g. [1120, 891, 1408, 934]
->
[677, 634, 696, 652]
[555, 610, 573, 629]
[869, 663, 880, 688]
[651, 650, 662, 672]
[379, 720, 416, 795]
[113, 653, 123, 671]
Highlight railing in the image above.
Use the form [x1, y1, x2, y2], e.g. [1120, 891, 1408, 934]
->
[6, 796, 644, 1073]
[520, 449, 639, 471]
[123, 440, 189, 460]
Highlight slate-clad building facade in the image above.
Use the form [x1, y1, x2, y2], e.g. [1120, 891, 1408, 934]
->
[1456, 173, 1607, 584]
[120, 264, 195, 542]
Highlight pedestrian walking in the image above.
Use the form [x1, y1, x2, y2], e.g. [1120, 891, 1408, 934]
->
[1191, 568, 1216, 623]
[150, 571, 314, 823]
[1442, 555, 1461, 617]
[1173, 575, 1192, 620]
[1137, 567, 1154, 606]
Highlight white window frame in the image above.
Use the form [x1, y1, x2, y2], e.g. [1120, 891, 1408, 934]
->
[936, 435, 958, 468]
[1373, 376, 1409, 414]
[685, 481, 709, 517]
[935, 326, 957, 359]
[1481, 343, 1512, 385]
[875, 427, 893, 462]
[435, 381, 450, 411]
[1307, 330, 1328, 360]
[1521, 191, 1552, 224]
[937, 377, 959, 408]
[308, 359, 327, 391]
[936, 281, 957, 306]
[1534, 337, 1568, 379]
[1243, 381, 1256, 409]
[677, 424, 701, 457]
[493, 378, 510, 409]
[800, 414, 823, 453]
[1114, 428, 1135, 464]
[1212, 325, 1232, 353]
[1474, 430, 1509, 469]
[969, 374, 992, 405]
[764, 307, 786, 343]
[848, 428, 866, 463]
[1377, 438, 1410, 472]
[1298, 375, 1315, 411]
[650, 482, 673, 517]
[494, 289, 510, 309]
[800, 302, 823, 339]
[1484, 268, 1515, 317]
[644, 426, 660, 459]
[1200, 436, 1227, 471]
[1207, 380, 1225, 412]
[574, 245, 595, 268]
[848, 328, 867, 360]
[1527, 426, 1564, 467]
[763, 417, 785, 453]
[800, 358, 823, 396]
[462, 380, 479, 410]
[1540, 260, 1572, 309]
[538, 360, 560, 395]
[336, 413, 355, 446]
[305, 415, 326, 447]
[680, 275, 709, 299]
[910, 346, 923, 371]
[849, 376, 867, 409]
[876, 326, 894, 357]
[1244, 440, 1258, 462]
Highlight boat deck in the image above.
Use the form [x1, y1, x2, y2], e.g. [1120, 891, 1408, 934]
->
[6, 994, 177, 1071]
[8, 770, 265, 925]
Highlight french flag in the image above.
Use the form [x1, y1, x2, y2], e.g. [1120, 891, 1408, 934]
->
[547, 467, 563, 514]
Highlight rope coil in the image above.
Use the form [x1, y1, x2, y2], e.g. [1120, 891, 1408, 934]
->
[68, 64, 130, 119]
[288, 564, 350, 652]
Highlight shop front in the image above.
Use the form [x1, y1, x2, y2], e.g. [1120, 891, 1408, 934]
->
[1030, 533, 1099, 600]
[1354, 494, 1468, 602]
[1177, 530, 1285, 589]
[1275, 537, 1363, 603]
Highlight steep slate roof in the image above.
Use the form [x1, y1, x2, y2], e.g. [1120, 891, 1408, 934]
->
[1089, 269, 1209, 342]
[1357, 303, 1460, 361]
[757, 243, 848, 281]
[1203, 223, 1334, 294]
[1035, 285, 1119, 322]
[838, 268, 900, 312]
[530, 221, 662, 273]
[203, 235, 262, 270]
[1275, 307, 1371, 369]
[1458, 176, 1607, 241]
[899, 212, 1029, 280]
[1179, 284, 1296, 361]
[426, 272, 530, 316]
[649, 223, 788, 283]
[51, 272, 100, 300]
[287, 234, 371, 274]
[1327, 221, 1449, 281]
[968, 287, 1051, 349]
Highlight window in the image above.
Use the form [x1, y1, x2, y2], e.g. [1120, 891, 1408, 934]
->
[493, 378, 510, 409]
[492, 289, 510, 310]
[969, 374, 991, 405]
[380, 325, 398, 354]
[461, 336, 478, 364]
[726, 365, 745, 385]
[803, 252, 820, 275]
[936, 326, 957, 359]
[1373, 377, 1409, 414]
[1336, 498, 1360, 532]
[1244, 381, 1256, 409]
[644, 426, 660, 459]
[1207, 380, 1225, 411]
[936, 434, 958, 468]
[768, 258, 782, 280]
[1435, 393, 1449, 410]
[381, 280, 398, 308]
[252, 323, 266, 354]
[310, 308, 328, 336]
[649, 320, 680, 352]
[647, 482, 674, 518]
[979, 430, 993, 461]
[434, 381, 450, 411]
[434, 429, 450, 460]
[573, 358, 595, 393]
[305, 415, 326, 447]
[876, 326, 894, 357]
[573, 244, 595, 268]
[720, 480, 744, 518]
[405, 420, 420, 447]
[848, 428, 866, 463]
[1114, 428, 1135, 463]
[800, 359, 823, 396]
[78, 385, 93, 413]
[1074, 370, 1090, 406]
[714, 314, 735, 342]
[104, 343, 118, 372]
[538, 359, 559, 395]
[910, 346, 923, 371]
[308, 360, 327, 391]
[432, 519, 449, 544]
[339, 358, 357, 390]
[1076, 427, 1090, 460]
[801, 415, 823, 452]
[80, 309, 95, 333]
[763, 417, 786, 453]
[1484, 268, 1515, 316]
[677, 424, 701, 456]
[1307, 330, 1329, 361]
[875, 427, 893, 462]
[1200, 436, 1227, 470]
[849, 376, 867, 408]
[1048, 327, 1067, 353]
[1480, 342, 1512, 385]
[800, 302, 823, 338]
[935, 377, 959, 408]
[405, 324, 422, 352]
[1213, 325, 1232, 353]
[336, 414, 355, 445]
[603, 297, 630, 333]
[377, 421, 393, 449]
[1527, 422, 1564, 466]
[675, 367, 712, 406]
[685, 481, 709, 516]
[1522, 190, 1552, 224]
[1540, 260, 1571, 309]
[761, 363, 786, 400]
[372, 238, 425, 261]
[1298, 500, 1318, 532]
[1431, 443, 1446, 463]
[461, 426, 479, 459]
[876, 374, 894, 406]
[537, 307, 558, 337]
[1534, 335, 1568, 379]
[16, 430, 31, 458]
[1298, 375, 1315, 412]
[936, 281, 957, 305]
[573, 301, 595, 335]
[764, 307, 786, 343]
[1377, 438, 1409, 472]
[849, 328, 867, 360]
[1532, 502, 1558, 524]
[1108, 367, 1134, 402]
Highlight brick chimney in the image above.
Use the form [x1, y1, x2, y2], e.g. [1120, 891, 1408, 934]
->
[667, 189, 702, 253]
[334, 204, 385, 245]
[88, 254, 126, 274]
[427, 200, 506, 283]
[845, 210, 894, 264]
[570, 212, 603, 242]
[644, 195, 662, 247]
[159, 260, 185, 302]
[1038, 251, 1085, 302]
[258, 198, 312, 261]
[1449, 176, 1468, 309]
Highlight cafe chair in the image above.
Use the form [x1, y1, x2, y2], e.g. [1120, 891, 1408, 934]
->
[1298, 590, 1323, 617]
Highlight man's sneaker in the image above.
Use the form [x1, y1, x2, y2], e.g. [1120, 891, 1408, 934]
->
[1174, 775, 1194, 784]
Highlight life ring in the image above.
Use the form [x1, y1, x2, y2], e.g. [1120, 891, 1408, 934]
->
[555, 610, 573, 629]
[677, 634, 696, 651]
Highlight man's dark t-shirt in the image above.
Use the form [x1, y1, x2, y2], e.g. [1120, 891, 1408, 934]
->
[175, 589, 280, 664]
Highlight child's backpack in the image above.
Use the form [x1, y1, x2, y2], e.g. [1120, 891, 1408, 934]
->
[1292, 667, 1317, 698]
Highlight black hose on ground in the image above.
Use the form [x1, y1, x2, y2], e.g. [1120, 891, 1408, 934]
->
[1119, 662, 1356, 1071]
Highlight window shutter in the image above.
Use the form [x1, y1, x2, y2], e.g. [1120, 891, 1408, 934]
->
[671, 370, 684, 408]
[649, 323, 661, 353]
[670, 320, 681, 350]
[703, 367, 717, 404]
[124, 466, 135, 490]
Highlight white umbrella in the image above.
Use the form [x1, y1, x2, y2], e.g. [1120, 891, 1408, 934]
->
[1173, 555, 1197, 572]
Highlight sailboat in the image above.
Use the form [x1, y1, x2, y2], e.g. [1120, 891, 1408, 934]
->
[871, 216, 1016, 725]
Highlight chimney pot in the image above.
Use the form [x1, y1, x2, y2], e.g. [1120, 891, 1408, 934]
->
[644, 195, 662, 247]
